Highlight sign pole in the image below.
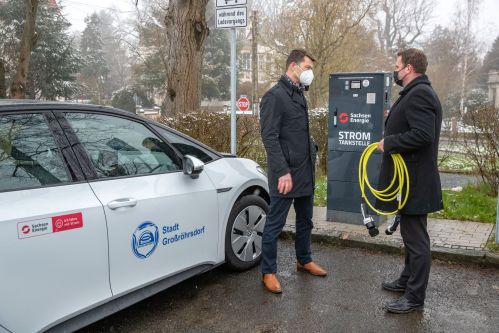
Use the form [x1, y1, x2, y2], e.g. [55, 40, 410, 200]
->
[230, 27, 237, 155]
[496, 187, 498, 244]
[215, 0, 247, 155]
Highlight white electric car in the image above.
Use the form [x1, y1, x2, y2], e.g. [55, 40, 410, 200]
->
[0, 101, 269, 333]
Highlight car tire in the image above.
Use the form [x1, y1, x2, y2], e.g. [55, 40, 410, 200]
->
[225, 195, 269, 271]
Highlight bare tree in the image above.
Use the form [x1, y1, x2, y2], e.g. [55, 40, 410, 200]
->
[424, 2, 482, 121]
[463, 105, 499, 195]
[259, 0, 376, 107]
[163, 0, 209, 117]
[374, 0, 434, 57]
[456, 0, 481, 119]
[251, 0, 294, 18]
[0, 60, 5, 98]
[10, 0, 39, 99]
[424, 26, 464, 106]
[132, 1, 169, 103]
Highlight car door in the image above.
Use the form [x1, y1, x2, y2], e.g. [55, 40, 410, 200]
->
[60, 111, 219, 296]
[0, 111, 111, 333]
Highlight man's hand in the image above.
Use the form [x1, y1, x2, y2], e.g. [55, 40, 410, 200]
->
[377, 139, 385, 152]
[278, 173, 293, 195]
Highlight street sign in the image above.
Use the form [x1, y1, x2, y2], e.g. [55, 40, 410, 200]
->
[237, 96, 250, 111]
[216, 0, 247, 7]
[216, 6, 247, 28]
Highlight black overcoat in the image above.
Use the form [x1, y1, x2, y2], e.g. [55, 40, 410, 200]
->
[376, 75, 443, 215]
[260, 76, 317, 198]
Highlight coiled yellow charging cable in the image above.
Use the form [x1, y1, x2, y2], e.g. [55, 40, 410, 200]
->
[358, 142, 410, 216]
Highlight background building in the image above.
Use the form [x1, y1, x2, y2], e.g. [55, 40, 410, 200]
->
[488, 70, 499, 108]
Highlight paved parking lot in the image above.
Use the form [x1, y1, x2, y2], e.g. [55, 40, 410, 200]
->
[286, 206, 494, 252]
[80, 240, 499, 333]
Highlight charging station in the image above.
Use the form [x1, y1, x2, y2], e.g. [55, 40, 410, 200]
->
[327, 72, 392, 224]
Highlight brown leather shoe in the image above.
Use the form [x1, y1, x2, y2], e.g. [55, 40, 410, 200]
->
[262, 273, 282, 294]
[297, 261, 327, 276]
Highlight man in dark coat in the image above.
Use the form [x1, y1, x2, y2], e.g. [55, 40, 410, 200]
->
[259, 49, 327, 294]
[376, 48, 443, 313]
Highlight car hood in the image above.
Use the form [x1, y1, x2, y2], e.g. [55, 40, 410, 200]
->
[203, 157, 268, 192]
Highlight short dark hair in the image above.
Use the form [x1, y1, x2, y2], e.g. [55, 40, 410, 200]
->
[286, 49, 316, 69]
[397, 48, 428, 74]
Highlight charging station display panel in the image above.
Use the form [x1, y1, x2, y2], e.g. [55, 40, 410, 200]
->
[328, 74, 386, 153]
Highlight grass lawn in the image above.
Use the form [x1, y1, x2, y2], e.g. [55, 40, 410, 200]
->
[314, 176, 328, 207]
[438, 153, 475, 173]
[314, 177, 497, 223]
[429, 183, 497, 223]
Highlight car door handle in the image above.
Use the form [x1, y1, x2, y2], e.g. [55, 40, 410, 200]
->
[107, 198, 137, 210]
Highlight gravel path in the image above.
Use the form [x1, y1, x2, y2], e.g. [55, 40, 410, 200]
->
[439, 172, 481, 188]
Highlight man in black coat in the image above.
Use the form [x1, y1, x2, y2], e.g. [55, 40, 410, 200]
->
[376, 48, 443, 313]
[259, 49, 327, 294]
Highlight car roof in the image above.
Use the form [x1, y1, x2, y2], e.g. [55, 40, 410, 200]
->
[0, 99, 223, 158]
[0, 99, 137, 117]
[0, 99, 163, 126]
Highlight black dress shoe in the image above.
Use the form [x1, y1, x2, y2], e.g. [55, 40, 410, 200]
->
[382, 280, 406, 292]
[383, 296, 424, 314]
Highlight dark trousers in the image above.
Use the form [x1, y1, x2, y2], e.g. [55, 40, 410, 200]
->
[261, 195, 314, 274]
[398, 214, 431, 304]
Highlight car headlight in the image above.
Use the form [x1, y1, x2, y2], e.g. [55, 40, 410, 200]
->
[256, 165, 267, 177]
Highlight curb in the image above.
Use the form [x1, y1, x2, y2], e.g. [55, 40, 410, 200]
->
[280, 229, 499, 269]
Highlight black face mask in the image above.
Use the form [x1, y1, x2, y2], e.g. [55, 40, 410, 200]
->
[393, 66, 407, 87]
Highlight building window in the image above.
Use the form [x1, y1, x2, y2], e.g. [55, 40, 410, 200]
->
[258, 54, 265, 71]
[241, 53, 251, 71]
[494, 87, 498, 107]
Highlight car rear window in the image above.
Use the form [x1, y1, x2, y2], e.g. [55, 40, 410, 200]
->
[0, 113, 70, 192]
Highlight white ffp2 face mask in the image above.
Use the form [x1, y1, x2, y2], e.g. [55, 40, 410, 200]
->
[299, 69, 314, 86]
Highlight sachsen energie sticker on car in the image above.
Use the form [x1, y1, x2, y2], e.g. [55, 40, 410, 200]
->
[17, 212, 84, 239]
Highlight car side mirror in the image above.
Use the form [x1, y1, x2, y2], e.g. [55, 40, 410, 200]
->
[183, 155, 204, 179]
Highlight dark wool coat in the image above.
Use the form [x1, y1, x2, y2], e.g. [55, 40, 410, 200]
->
[376, 75, 443, 215]
[260, 76, 317, 198]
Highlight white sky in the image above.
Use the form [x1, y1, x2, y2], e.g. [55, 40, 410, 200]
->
[61, 0, 137, 30]
[433, 0, 499, 49]
[61, 0, 499, 51]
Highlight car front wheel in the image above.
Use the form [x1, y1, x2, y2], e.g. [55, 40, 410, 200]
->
[225, 195, 268, 271]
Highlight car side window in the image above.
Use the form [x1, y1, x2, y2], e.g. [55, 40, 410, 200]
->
[65, 113, 181, 179]
[0, 113, 70, 192]
[152, 125, 217, 163]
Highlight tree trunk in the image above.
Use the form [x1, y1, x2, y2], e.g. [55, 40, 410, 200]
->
[0, 59, 6, 98]
[164, 0, 209, 118]
[10, 0, 39, 99]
